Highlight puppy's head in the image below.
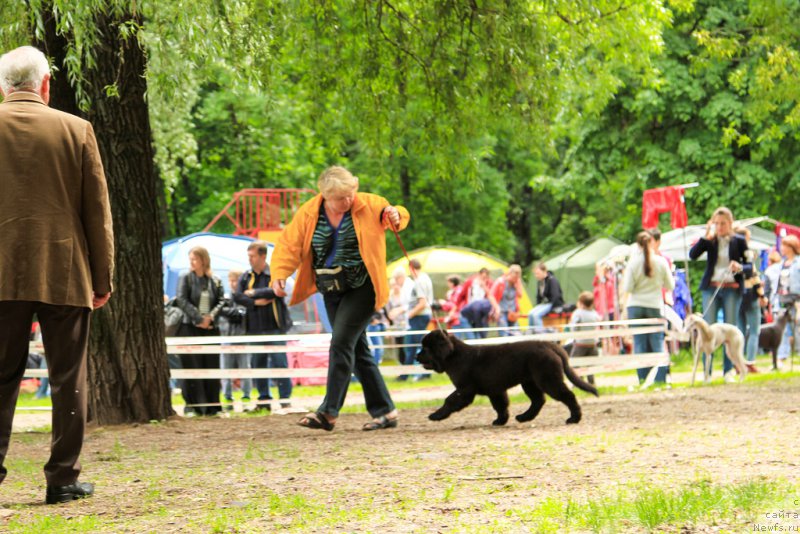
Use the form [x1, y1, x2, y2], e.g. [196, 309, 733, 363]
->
[416, 329, 455, 373]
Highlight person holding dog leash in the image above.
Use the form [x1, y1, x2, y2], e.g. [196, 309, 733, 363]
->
[269, 166, 409, 431]
[689, 206, 749, 381]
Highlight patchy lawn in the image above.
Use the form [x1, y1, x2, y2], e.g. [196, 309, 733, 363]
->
[1, 376, 798, 533]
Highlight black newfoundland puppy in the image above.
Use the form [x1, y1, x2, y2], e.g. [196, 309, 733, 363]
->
[416, 330, 598, 425]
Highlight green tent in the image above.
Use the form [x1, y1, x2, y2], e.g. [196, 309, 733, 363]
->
[528, 237, 624, 306]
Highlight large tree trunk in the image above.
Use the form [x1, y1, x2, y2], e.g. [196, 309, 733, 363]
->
[56, 8, 173, 424]
[32, 6, 82, 117]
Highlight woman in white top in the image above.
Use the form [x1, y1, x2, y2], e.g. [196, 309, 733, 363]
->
[622, 231, 675, 384]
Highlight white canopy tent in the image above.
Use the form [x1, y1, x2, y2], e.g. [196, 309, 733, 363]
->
[658, 217, 775, 262]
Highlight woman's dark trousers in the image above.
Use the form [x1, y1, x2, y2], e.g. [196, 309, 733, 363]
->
[319, 281, 395, 418]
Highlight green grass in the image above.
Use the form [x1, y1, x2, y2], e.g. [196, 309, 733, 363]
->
[5, 514, 103, 533]
[506, 477, 795, 533]
[13, 392, 54, 410]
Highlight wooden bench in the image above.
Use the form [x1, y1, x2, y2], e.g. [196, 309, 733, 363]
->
[542, 311, 571, 329]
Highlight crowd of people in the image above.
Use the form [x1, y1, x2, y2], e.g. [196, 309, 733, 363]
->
[363, 205, 800, 388]
[27, 193, 798, 418]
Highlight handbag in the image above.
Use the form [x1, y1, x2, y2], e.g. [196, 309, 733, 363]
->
[315, 266, 347, 295]
[222, 304, 247, 325]
[164, 298, 185, 336]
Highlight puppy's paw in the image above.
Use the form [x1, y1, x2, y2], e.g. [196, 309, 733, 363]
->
[515, 413, 534, 423]
[491, 415, 509, 426]
[565, 416, 581, 425]
[428, 411, 448, 421]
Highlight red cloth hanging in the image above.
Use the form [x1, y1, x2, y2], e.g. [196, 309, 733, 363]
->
[642, 186, 688, 229]
[775, 222, 800, 239]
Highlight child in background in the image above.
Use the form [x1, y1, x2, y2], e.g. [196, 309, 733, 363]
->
[569, 291, 601, 385]
[218, 269, 251, 411]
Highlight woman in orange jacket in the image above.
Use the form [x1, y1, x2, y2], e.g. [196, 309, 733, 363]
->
[270, 166, 410, 431]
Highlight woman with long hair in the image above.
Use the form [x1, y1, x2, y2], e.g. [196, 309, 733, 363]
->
[622, 231, 675, 385]
[689, 207, 749, 380]
[175, 246, 225, 416]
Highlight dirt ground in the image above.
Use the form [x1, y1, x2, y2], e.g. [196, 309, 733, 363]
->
[1, 377, 799, 532]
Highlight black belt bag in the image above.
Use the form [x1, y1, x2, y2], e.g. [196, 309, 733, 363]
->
[315, 266, 347, 295]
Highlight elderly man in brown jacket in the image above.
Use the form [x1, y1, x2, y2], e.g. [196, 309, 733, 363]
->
[0, 46, 114, 504]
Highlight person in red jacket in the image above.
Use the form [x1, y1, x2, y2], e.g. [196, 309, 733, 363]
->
[489, 265, 524, 336]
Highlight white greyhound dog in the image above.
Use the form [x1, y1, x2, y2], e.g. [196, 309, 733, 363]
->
[684, 313, 747, 385]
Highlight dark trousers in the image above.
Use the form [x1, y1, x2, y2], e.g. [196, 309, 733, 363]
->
[178, 323, 222, 415]
[320, 280, 395, 418]
[0, 301, 90, 486]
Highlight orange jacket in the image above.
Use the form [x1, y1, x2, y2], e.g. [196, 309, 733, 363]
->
[270, 192, 410, 310]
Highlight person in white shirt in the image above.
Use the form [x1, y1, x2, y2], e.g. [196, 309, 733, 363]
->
[401, 259, 434, 380]
[622, 231, 675, 385]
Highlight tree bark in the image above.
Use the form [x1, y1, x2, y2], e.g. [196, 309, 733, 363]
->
[72, 8, 173, 424]
[32, 6, 82, 117]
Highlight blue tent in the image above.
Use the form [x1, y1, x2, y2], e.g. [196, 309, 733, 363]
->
[162, 232, 259, 298]
[162, 232, 331, 332]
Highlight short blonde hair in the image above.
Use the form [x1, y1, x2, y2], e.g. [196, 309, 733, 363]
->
[228, 269, 243, 280]
[508, 264, 522, 275]
[318, 166, 358, 197]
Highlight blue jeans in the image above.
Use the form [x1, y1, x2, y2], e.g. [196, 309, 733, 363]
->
[737, 298, 760, 362]
[250, 334, 292, 402]
[367, 322, 385, 365]
[528, 303, 553, 333]
[35, 356, 49, 399]
[627, 306, 668, 383]
[453, 313, 477, 340]
[775, 303, 794, 360]
[497, 311, 518, 337]
[220, 351, 252, 401]
[404, 315, 431, 364]
[701, 288, 742, 374]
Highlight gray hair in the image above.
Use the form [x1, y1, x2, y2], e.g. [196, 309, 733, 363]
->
[318, 166, 358, 197]
[0, 46, 50, 95]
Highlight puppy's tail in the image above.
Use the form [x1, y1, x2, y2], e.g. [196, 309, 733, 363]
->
[554, 344, 599, 397]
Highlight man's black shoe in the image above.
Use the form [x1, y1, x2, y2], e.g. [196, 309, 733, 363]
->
[46, 481, 94, 504]
[252, 401, 271, 413]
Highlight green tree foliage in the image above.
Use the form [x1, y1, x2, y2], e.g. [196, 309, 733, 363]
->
[161, 0, 672, 263]
[521, 0, 800, 259]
